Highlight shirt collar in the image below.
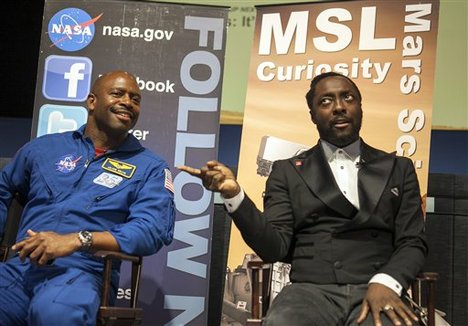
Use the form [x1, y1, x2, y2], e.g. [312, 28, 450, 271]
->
[73, 124, 143, 153]
[321, 139, 361, 162]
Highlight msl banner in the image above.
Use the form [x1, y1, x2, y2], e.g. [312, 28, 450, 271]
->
[223, 0, 439, 323]
[32, 0, 228, 325]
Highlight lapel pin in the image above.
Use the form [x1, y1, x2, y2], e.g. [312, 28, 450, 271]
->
[391, 187, 399, 196]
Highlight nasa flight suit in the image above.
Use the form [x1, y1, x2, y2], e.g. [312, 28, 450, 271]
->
[0, 125, 175, 325]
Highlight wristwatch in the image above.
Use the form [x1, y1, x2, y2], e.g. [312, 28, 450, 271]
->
[77, 230, 93, 251]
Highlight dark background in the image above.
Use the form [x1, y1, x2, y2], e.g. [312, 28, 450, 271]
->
[1, 0, 44, 118]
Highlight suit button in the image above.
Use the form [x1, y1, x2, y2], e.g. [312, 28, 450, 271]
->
[334, 261, 342, 269]
[371, 231, 378, 238]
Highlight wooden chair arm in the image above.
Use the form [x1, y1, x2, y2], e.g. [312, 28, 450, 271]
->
[246, 261, 272, 325]
[411, 272, 439, 326]
[416, 272, 439, 282]
[0, 244, 10, 262]
[94, 250, 143, 309]
[94, 250, 142, 263]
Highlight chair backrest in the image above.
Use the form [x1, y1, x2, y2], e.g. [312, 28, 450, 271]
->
[0, 193, 24, 261]
[0, 157, 12, 170]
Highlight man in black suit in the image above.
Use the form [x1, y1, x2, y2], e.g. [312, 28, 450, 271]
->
[179, 72, 427, 325]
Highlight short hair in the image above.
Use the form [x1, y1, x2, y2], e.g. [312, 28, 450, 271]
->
[305, 72, 362, 112]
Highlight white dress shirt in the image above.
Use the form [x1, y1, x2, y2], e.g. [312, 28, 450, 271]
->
[321, 140, 360, 209]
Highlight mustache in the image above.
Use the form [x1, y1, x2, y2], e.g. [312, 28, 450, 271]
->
[330, 115, 351, 124]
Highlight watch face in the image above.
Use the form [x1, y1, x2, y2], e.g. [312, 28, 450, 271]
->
[79, 231, 93, 250]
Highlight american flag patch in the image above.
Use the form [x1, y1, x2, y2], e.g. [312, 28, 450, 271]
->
[164, 169, 174, 193]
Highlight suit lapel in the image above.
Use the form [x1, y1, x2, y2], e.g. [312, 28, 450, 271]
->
[291, 144, 356, 218]
[337, 143, 396, 230]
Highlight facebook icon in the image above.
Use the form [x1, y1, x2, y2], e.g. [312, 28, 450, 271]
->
[43, 55, 92, 102]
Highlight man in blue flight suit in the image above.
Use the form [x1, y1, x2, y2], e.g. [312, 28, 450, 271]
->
[0, 71, 175, 325]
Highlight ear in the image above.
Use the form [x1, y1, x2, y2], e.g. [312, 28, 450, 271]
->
[86, 93, 96, 112]
[309, 110, 317, 124]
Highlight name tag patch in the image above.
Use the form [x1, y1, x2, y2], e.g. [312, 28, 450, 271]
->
[102, 158, 136, 178]
[93, 172, 123, 189]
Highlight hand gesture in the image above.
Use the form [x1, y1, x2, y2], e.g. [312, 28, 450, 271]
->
[12, 229, 81, 265]
[357, 283, 419, 326]
[178, 160, 241, 198]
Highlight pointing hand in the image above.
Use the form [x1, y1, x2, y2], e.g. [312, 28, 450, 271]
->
[178, 160, 241, 198]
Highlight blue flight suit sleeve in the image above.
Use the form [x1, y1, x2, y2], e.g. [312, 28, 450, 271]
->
[108, 164, 175, 256]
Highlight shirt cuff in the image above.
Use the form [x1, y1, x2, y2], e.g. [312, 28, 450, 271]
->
[369, 273, 403, 296]
[222, 188, 245, 213]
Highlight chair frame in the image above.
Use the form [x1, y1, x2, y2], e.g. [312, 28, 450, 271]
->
[95, 250, 143, 325]
[410, 272, 439, 326]
[246, 261, 272, 325]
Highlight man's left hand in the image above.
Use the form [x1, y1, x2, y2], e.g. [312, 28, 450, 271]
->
[356, 283, 419, 326]
[12, 229, 81, 265]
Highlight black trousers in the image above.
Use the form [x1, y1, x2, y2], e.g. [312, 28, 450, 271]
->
[262, 283, 396, 326]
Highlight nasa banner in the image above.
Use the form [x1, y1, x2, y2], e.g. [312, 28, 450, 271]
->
[32, 0, 228, 325]
[223, 0, 439, 323]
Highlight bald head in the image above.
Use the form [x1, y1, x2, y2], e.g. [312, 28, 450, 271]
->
[91, 71, 138, 94]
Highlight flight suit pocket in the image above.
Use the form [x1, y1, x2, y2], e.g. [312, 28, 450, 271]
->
[86, 178, 141, 224]
[52, 270, 100, 308]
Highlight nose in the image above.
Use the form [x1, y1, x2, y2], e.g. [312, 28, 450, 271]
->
[120, 93, 133, 108]
[333, 98, 347, 115]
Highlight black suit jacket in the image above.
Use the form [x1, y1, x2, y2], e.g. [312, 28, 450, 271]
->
[231, 140, 427, 290]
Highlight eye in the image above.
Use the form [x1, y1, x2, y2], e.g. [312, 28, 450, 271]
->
[132, 96, 141, 105]
[344, 94, 355, 101]
[320, 97, 332, 105]
[110, 90, 123, 97]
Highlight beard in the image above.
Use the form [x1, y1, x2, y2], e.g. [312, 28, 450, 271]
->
[316, 114, 362, 147]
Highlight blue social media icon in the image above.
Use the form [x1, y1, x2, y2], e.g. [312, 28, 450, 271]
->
[43, 55, 92, 102]
[37, 104, 88, 137]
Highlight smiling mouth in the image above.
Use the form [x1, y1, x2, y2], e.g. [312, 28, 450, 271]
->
[111, 108, 133, 121]
[116, 112, 131, 119]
